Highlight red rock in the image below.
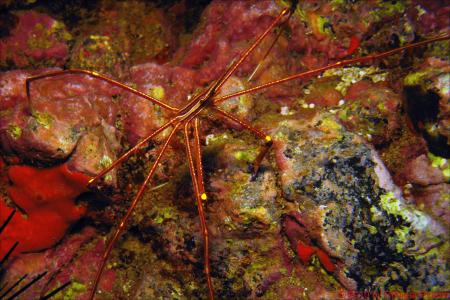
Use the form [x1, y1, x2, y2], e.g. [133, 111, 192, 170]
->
[0, 163, 90, 258]
[124, 62, 197, 145]
[316, 248, 335, 273]
[305, 78, 343, 107]
[0, 11, 70, 68]
[296, 240, 316, 264]
[346, 36, 361, 56]
[341, 80, 402, 145]
[403, 154, 445, 186]
[2, 226, 117, 299]
[412, 183, 450, 226]
[0, 70, 122, 182]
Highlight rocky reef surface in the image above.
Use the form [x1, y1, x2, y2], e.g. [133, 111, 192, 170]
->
[0, 0, 449, 299]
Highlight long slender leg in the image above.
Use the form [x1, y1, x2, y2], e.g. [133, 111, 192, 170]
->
[26, 69, 178, 112]
[192, 118, 206, 199]
[89, 123, 181, 300]
[87, 119, 174, 186]
[183, 122, 214, 300]
[247, 1, 298, 82]
[212, 107, 272, 179]
[214, 32, 450, 104]
[207, 6, 292, 95]
[177, 5, 293, 114]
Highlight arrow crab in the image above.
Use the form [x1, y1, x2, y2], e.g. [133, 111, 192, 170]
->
[0, 0, 449, 299]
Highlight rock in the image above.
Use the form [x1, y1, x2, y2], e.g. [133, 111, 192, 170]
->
[68, 1, 177, 78]
[123, 62, 196, 145]
[411, 183, 450, 227]
[403, 154, 446, 186]
[0, 0, 449, 299]
[337, 80, 402, 146]
[403, 57, 450, 157]
[0, 11, 71, 69]
[0, 164, 89, 259]
[0, 70, 122, 183]
[273, 111, 448, 291]
[1, 226, 118, 299]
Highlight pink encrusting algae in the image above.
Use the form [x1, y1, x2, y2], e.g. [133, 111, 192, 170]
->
[0, 11, 71, 68]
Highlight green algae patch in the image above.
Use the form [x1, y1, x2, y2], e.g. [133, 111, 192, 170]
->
[315, 115, 344, 141]
[239, 207, 271, 225]
[426, 39, 450, 59]
[153, 206, 175, 224]
[390, 226, 411, 253]
[323, 66, 386, 95]
[370, 205, 383, 223]
[28, 21, 67, 50]
[404, 65, 449, 97]
[63, 281, 86, 300]
[311, 15, 332, 37]
[428, 152, 449, 180]
[379, 192, 429, 229]
[99, 155, 114, 182]
[330, 0, 345, 8]
[369, 1, 405, 21]
[338, 108, 349, 121]
[428, 153, 447, 168]
[242, 257, 272, 291]
[278, 0, 306, 22]
[100, 155, 113, 168]
[378, 192, 441, 255]
[379, 192, 401, 215]
[436, 73, 450, 97]
[316, 115, 342, 132]
[205, 132, 231, 146]
[33, 111, 54, 129]
[234, 149, 257, 162]
[7, 124, 22, 139]
[404, 70, 429, 86]
[51, 20, 73, 42]
[366, 224, 378, 235]
[148, 86, 165, 100]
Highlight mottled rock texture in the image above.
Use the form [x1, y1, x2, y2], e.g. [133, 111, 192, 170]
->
[0, 0, 449, 299]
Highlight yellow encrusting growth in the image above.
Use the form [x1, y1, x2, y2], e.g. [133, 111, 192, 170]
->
[149, 86, 165, 100]
[265, 135, 272, 142]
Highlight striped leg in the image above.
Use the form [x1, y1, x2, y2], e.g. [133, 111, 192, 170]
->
[183, 120, 214, 300]
[26, 69, 178, 112]
[89, 122, 181, 299]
